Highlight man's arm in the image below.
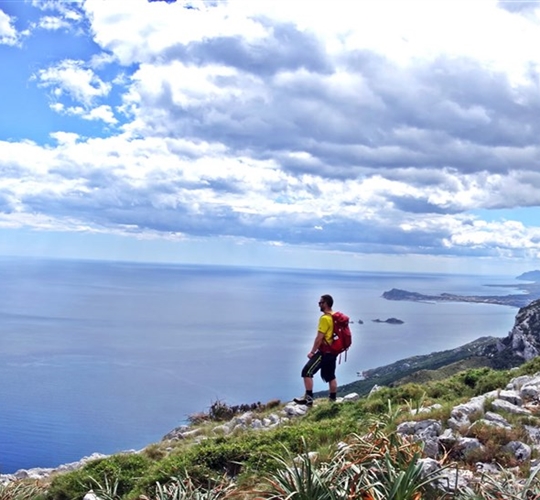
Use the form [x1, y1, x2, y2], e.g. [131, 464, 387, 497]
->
[308, 331, 325, 358]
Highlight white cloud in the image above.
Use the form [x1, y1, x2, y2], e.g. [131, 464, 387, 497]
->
[38, 15, 71, 31]
[50, 132, 80, 145]
[0, 9, 19, 46]
[35, 60, 112, 107]
[449, 219, 540, 255]
[85, 0, 270, 64]
[85, 105, 117, 124]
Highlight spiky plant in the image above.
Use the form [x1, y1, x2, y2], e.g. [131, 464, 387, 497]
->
[0, 480, 45, 500]
[363, 451, 441, 500]
[152, 471, 235, 500]
[456, 464, 540, 499]
[259, 446, 363, 500]
[85, 475, 121, 500]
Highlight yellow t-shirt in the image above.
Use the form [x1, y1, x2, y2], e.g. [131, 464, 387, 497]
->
[318, 313, 334, 344]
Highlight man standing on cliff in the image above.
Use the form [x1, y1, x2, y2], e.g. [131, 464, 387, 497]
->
[293, 294, 338, 407]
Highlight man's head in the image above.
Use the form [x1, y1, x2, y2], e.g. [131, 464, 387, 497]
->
[319, 294, 333, 312]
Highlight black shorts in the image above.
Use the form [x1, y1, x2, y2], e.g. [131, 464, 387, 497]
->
[301, 352, 337, 383]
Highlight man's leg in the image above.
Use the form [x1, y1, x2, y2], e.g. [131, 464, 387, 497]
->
[294, 376, 314, 406]
[329, 378, 337, 401]
[321, 353, 338, 401]
[294, 354, 322, 406]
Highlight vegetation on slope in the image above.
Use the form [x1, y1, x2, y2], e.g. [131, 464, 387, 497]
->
[330, 343, 490, 399]
[5, 357, 540, 499]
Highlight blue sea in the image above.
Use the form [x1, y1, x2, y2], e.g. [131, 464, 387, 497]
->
[0, 258, 522, 473]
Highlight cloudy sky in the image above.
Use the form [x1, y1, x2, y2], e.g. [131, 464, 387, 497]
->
[2, 0, 540, 273]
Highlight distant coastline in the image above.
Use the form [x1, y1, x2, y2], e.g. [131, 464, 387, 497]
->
[382, 272, 540, 308]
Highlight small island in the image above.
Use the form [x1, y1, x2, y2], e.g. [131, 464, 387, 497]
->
[372, 317, 404, 324]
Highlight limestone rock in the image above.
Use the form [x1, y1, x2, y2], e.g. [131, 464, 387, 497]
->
[503, 441, 531, 462]
[491, 399, 531, 415]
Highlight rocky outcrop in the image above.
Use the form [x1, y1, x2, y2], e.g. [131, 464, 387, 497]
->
[162, 402, 311, 442]
[0, 453, 109, 485]
[487, 298, 540, 366]
[397, 370, 540, 494]
[506, 298, 540, 360]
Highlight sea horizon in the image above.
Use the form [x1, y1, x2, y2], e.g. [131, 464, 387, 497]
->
[0, 257, 522, 473]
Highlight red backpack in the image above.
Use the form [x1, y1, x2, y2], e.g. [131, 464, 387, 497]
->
[323, 311, 352, 360]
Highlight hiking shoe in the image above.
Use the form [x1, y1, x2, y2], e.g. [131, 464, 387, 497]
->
[293, 395, 313, 407]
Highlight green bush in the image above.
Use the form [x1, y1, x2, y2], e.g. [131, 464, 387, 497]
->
[134, 435, 262, 494]
[46, 453, 151, 500]
[131, 450, 213, 496]
[474, 369, 510, 395]
[515, 356, 540, 376]
[460, 367, 492, 388]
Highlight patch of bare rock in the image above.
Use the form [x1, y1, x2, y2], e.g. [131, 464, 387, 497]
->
[395, 371, 540, 494]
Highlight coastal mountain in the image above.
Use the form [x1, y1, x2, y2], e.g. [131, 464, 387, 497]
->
[381, 287, 534, 308]
[517, 270, 540, 281]
[492, 297, 540, 362]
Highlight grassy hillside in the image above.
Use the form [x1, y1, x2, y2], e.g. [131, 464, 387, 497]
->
[6, 356, 540, 500]
[324, 336, 502, 398]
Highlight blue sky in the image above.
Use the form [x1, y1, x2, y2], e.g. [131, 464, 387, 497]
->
[2, 0, 540, 274]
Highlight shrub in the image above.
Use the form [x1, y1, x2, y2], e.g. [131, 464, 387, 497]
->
[460, 367, 492, 388]
[473, 370, 510, 395]
[46, 453, 151, 500]
[141, 443, 167, 461]
[475, 418, 528, 443]
[387, 383, 427, 403]
[207, 400, 235, 422]
[515, 356, 540, 376]
[131, 450, 218, 495]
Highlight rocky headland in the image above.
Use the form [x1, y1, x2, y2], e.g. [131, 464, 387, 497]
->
[382, 271, 540, 308]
